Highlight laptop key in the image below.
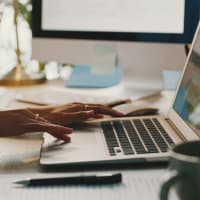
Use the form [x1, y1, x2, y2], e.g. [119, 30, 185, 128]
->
[101, 122, 119, 156]
[112, 121, 134, 155]
[132, 119, 159, 153]
[152, 118, 174, 146]
[123, 120, 146, 154]
[143, 119, 169, 152]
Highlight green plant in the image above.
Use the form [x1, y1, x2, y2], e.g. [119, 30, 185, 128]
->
[18, 0, 32, 27]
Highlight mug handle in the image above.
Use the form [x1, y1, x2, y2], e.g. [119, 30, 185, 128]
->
[160, 171, 182, 200]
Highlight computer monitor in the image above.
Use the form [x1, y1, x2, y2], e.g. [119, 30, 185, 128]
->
[32, 0, 199, 44]
[32, 0, 199, 89]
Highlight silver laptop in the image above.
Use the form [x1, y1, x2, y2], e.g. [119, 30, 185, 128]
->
[40, 23, 200, 167]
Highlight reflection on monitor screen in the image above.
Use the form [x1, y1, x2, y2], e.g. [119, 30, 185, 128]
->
[33, 0, 199, 43]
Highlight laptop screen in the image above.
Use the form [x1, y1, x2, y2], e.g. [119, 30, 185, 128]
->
[173, 25, 200, 133]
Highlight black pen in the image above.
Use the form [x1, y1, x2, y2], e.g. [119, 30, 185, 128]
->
[14, 173, 122, 186]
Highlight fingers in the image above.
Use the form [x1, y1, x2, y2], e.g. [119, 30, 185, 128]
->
[47, 124, 72, 143]
[52, 103, 85, 113]
[84, 104, 124, 117]
[94, 114, 104, 118]
[24, 122, 73, 142]
[83, 103, 124, 117]
[61, 110, 96, 124]
[53, 103, 124, 117]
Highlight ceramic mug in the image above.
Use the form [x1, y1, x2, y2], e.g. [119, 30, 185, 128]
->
[160, 140, 200, 200]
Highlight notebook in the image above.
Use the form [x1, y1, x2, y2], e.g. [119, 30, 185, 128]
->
[40, 22, 200, 167]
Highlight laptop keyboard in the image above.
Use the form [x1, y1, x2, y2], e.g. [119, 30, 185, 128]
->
[101, 118, 174, 156]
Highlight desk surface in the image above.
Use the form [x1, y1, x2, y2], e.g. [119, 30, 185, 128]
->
[0, 80, 176, 200]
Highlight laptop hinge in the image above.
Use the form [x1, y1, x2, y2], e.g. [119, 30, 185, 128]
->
[165, 118, 187, 142]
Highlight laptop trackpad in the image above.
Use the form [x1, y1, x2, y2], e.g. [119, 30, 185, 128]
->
[43, 125, 99, 147]
[41, 125, 104, 164]
[71, 130, 98, 145]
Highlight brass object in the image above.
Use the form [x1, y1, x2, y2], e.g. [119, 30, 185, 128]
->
[0, 0, 46, 86]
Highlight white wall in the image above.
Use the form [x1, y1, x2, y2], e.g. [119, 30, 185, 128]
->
[32, 38, 186, 74]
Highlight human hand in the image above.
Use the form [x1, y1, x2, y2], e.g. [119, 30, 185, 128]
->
[0, 109, 72, 142]
[29, 102, 124, 126]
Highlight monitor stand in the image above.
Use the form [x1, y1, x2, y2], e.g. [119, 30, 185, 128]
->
[66, 43, 122, 88]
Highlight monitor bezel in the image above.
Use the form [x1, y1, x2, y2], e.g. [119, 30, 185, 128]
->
[32, 0, 199, 43]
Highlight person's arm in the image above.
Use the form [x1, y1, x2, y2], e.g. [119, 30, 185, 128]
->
[0, 109, 72, 142]
[0, 103, 123, 142]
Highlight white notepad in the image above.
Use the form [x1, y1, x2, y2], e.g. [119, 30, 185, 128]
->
[0, 170, 178, 200]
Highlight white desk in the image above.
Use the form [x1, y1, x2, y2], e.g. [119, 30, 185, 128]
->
[0, 80, 176, 200]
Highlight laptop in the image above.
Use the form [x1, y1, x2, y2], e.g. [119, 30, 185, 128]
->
[40, 22, 200, 167]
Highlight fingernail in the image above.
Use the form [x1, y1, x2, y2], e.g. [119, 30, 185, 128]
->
[64, 136, 71, 142]
[68, 128, 73, 132]
[65, 128, 73, 134]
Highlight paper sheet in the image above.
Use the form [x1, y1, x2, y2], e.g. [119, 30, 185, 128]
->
[0, 170, 178, 200]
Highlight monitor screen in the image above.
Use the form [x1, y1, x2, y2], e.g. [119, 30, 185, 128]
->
[32, 0, 199, 43]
